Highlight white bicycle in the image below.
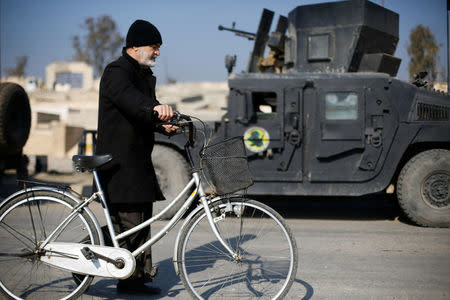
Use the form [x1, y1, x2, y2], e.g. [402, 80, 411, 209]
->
[0, 113, 298, 299]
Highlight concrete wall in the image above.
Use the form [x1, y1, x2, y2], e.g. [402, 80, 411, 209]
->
[45, 61, 94, 90]
[24, 121, 84, 159]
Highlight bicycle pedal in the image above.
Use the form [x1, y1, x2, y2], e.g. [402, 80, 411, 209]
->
[81, 247, 95, 260]
[150, 266, 158, 278]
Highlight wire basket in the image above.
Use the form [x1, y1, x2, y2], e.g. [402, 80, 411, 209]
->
[200, 137, 254, 195]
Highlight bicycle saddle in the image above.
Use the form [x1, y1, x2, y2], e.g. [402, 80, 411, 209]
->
[72, 154, 113, 172]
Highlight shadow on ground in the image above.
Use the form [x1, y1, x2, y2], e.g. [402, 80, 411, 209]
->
[256, 193, 405, 222]
[82, 237, 314, 299]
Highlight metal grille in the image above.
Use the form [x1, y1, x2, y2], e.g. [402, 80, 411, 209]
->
[416, 103, 450, 121]
[200, 137, 254, 195]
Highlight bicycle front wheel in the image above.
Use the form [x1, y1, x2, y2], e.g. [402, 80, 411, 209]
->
[178, 199, 298, 299]
[0, 190, 100, 300]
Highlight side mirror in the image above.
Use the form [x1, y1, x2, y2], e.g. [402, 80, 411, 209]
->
[225, 55, 236, 74]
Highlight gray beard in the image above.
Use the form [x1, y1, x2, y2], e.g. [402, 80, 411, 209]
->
[138, 49, 156, 68]
[146, 60, 156, 67]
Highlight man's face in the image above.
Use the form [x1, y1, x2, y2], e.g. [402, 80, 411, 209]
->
[137, 44, 160, 67]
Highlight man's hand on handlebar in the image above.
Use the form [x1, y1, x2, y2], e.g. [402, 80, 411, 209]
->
[161, 124, 178, 134]
[152, 109, 195, 147]
[153, 105, 179, 133]
[154, 104, 174, 122]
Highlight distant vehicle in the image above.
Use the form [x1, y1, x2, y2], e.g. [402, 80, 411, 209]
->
[81, 0, 450, 227]
[0, 82, 31, 183]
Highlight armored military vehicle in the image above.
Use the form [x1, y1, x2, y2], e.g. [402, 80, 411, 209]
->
[152, 0, 450, 227]
[80, 0, 449, 226]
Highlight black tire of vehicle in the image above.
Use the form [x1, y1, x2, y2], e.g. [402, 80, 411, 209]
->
[0, 190, 101, 300]
[0, 83, 31, 152]
[397, 149, 450, 228]
[152, 145, 191, 219]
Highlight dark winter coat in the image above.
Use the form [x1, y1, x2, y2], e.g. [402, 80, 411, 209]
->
[95, 48, 164, 204]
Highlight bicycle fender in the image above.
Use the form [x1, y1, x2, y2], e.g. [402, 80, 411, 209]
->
[0, 186, 105, 245]
[172, 194, 246, 275]
[41, 242, 135, 279]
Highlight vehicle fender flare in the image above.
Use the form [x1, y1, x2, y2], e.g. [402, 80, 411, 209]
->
[412, 125, 450, 144]
[0, 186, 105, 245]
[154, 133, 186, 152]
[172, 194, 246, 275]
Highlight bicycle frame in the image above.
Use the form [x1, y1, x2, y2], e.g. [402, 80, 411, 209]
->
[35, 168, 238, 267]
[95, 170, 237, 259]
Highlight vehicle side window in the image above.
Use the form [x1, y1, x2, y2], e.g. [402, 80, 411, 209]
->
[325, 92, 358, 120]
[252, 92, 277, 119]
[308, 34, 330, 62]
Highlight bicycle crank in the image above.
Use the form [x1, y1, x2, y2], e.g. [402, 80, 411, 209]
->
[81, 246, 125, 269]
[40, 242, 136, 279]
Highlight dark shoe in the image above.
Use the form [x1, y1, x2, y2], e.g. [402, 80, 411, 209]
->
[143, 266, 159, 283]
[117, 281, 161, 295]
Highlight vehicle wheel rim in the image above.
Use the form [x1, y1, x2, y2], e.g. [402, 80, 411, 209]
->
[422, 171, 450, 208]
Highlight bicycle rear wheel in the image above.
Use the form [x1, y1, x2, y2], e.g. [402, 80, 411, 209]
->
[178, 198, 298, 299]
[0, 190, 100, 300]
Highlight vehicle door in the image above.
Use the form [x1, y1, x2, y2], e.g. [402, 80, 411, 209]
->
[224, 85, 302, 182]
[304, 77, 395, 183]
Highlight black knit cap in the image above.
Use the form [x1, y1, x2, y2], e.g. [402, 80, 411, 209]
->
[126, 20, 162, 48]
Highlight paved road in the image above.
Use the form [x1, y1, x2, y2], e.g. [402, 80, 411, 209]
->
[1, 172, 449, 299]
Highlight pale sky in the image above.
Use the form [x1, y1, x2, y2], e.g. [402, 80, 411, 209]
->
[1, 0, 448, 83]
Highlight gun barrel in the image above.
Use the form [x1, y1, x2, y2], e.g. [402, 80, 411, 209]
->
[218, 25, 256, 40]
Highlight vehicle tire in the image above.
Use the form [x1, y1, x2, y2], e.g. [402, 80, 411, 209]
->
[152, 145, 191, 219]
[0, 83, 31, 154]
[0, 190, 100, 299]
[397, 149, 450, 227]
[177, 198, 298, 299]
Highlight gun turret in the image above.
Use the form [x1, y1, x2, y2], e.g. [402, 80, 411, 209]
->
[218, 23, 256, 40]
[220, 0, 402, 76]
[285, 0, 401, 75]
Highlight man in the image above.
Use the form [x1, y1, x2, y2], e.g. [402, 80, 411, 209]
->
[95, 19, 177, 294]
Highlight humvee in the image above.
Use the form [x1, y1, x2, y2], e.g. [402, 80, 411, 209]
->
[82, 0, 450, 226]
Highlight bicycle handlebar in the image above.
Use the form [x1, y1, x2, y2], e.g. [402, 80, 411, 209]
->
[152, 110, 195, 147]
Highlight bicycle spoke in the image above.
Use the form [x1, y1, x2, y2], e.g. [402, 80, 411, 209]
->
[198, 258, 232, 295]
[26, 199, 39, 246]
[220, 257, 240, 292]
[36, 201, 47, 239]
[7, 259, 30, 293]
[198, 239, 232, 259]
[0, 221, 35, 250]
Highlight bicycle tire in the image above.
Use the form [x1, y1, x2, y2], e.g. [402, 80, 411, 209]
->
[0, 190, 100, 300]
[177, 198, 298, 299]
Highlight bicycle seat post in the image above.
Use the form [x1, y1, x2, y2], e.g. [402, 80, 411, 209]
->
[92, 169, 120, 248]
